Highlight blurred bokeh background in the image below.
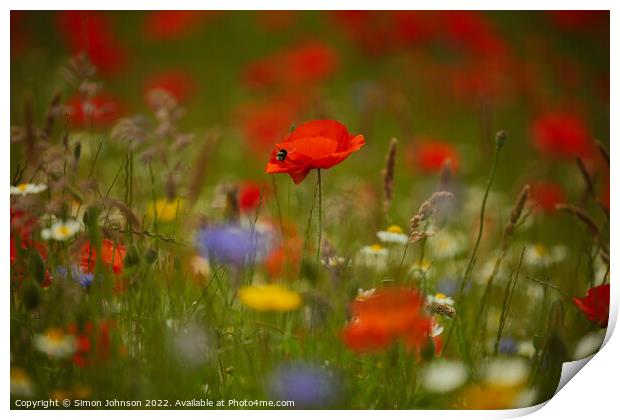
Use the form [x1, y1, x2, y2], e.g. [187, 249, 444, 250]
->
[9, 10, 610, 408]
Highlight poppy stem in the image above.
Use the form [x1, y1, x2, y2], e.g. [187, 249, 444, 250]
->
[316, 169, 323, 264]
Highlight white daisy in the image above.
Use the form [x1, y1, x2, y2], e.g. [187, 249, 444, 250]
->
[420, 360, 469, 394]
[408, 259, 432, 281]
[357, 244, 388, 271]
[524, 244, 568, 268]
[574, 330, 606, 360]
[476, 259, 503, 284]
[517, 340, 536, 358]
[426, 292, 455, 307]
[428, 230, 466, 259]
[34, 328, 76, 359]
[41, 219, 83, 241]
[481, 358, 530, 387]
[376, 225, 409, 245]
[10, 183, 47, 196]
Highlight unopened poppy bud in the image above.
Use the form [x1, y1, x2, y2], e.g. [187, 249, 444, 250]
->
[495, 130, 508, 148]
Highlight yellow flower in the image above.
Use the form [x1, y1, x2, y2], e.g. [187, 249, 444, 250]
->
[147, 198, 184, 222]
[238, 284, 301, 312]
[11, 367, 34, 397]
[457, 385, 534, 409]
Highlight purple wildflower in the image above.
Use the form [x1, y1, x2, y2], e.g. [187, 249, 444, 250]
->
[56, 265, 95, 288]
[267, 362, 340, 408]
[195, 224, 274, 266]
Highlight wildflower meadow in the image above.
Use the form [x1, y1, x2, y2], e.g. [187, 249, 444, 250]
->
[9, 10, 610, 410]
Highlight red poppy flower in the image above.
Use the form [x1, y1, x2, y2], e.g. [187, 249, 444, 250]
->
[530, 181, 566, 213]
[80, 239, 127, 275]
[408, 140, 460, 173]
[143, 11, 217, 40]
[573, 284, 610, 327]
[66, 93, 124, 128]
[265, 120, 365, 184]
[144, 70, 196, 103]
[11, 208, 37, 240]
[342, 287, 433, 353]
[531, 111, 593, 159]
[56, 11, 127, 76]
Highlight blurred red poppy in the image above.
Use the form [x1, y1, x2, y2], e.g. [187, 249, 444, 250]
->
[284, 42, 339, 86]
[11, 11, 29, 59]
[265, 120, 365, 184]
[331, 11, 436, 56]
[238, 181, 264, 214]
[144, 70, 196, 103]
[547, 11, 609, 32]
[56, 11, 128, 76]
[342, 287, 433, 353]
[530, 181, 566, 213]
[442, 11, 508, 58]
[573, 283, 610, 327]
[408, 140, 460, 173]
[143, 11, 217, 40]
[238, 94, 306, 152]
[66, 93, 124, 128]
[80, 239, 127, 275]
[68, 320, 115, 367]
[531, 111, 593, 159]
[243, 41, 338, 90]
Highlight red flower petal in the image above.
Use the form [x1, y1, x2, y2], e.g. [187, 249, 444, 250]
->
[573, 284, 610, 327]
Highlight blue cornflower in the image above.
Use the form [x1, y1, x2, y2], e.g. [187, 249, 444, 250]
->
[267, 362, 340, 408]
[56, 265, 95, 288]
[195, 224, 274, 266]
[498, 336, 518, 355]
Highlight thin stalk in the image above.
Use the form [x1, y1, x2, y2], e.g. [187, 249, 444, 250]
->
[316, 168, 323, 264]
[443, 134, 505, 356]
[494, 249, 525, 355]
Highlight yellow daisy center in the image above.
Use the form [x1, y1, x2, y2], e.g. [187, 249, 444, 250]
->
[46, 328, 65, 343]
[55, 225, 71, 236]
[17, 183, 29, 191]
[534, 244, 548, 256]
[387, 225, 403, 234]
[370, 244, 384, 252]
[435, 293, 447, 300]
